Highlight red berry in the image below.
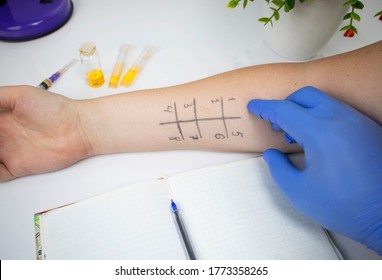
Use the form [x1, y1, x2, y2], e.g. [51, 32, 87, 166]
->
[344, 28, 355, 38]
[379, 15, 382, 21]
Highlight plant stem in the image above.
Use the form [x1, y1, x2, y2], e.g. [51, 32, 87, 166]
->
[349, 6, 354, 28]
[266, 2, 285, 26]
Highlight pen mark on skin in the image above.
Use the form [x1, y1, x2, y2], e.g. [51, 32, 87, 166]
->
[220, 97, 229, 139]
[193, 98, 202, 139]
[159, 116, 241, 125]
[160, 97, 242, 142]
[173, 102, 185, 141]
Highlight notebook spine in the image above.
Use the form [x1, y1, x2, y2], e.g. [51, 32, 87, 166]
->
[34, 213, 45, 260]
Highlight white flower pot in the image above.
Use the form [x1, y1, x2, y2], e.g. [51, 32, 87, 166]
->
[263, 0, 349, 60]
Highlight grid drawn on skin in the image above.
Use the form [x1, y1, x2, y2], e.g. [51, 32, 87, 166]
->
[160, 97, 242, 142]
[40, 180, 185, 260]
[169, 157, 339, 260]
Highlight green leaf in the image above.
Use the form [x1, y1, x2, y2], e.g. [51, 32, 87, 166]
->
[243, 0, 248, 9]
[258, 17, 273, 27]
[285, 0, 295, 10]
[227, 0, 240, 8]
[350, 12, 361, 21]
[350, 25, 358, 34]
[352, 1, 364, 10]
[343, 0, 357, 6]
[343, 13, 351, 20]
[258, 17, 271, 24]
[340, 25, 351, 31]
[274, 11, 280, 20]
[374, 11, 382, 17]
[272, 0, 284, 8]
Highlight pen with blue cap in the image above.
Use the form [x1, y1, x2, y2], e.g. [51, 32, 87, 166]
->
[171, 199, 196, 260]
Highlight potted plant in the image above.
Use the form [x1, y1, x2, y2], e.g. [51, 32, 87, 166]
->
[227, 0, 382, 60]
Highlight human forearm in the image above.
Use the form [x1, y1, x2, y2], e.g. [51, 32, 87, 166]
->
[305, 40, 382, 123]
[1, 42, 380, 181]
[77, 74, 300, 156]
[79, 41, 382, 156]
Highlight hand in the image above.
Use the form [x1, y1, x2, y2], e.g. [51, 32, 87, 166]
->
[0, 86, 91, 182]
[247, 86, 382, 254]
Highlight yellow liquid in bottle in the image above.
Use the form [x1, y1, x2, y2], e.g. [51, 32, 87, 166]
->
[121, 66, 140, 87]
[87, 69, 105, 88]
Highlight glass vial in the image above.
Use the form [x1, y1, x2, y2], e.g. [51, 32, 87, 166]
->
[79, 41, 105, 88]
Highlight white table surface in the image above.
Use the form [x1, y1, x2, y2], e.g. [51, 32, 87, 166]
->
[1, 0, 381, 260]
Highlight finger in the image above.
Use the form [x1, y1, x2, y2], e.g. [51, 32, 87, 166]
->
[271, 123, 283, 131]
[271, 124, 296, 143]
[284, 133, 296, 144]
[286, 86, 337, 108]
[247, 99, 313, 142]
[263, 149, 304, 207]
[0, 162, 16, 182]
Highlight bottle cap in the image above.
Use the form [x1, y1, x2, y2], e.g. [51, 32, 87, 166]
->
[79, 41, 96, 56]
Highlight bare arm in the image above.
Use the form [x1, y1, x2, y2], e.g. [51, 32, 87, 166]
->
[80, 41, 382, 155]
[1, 41, 381, 181]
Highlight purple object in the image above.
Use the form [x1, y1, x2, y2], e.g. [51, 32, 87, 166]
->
[49, 71, 61, 82]
[0, 0, 73, 41]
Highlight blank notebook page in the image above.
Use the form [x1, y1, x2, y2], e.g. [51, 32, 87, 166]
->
[39, 179, 185, 260]
[169, 157, 339, 259]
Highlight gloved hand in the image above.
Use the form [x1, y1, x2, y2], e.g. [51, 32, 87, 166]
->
[247, 86, 382, 254]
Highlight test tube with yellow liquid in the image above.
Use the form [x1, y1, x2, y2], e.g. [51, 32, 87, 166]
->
[121, 45, 153, 87]
[108, 43, 129, 88]
[79, 41, 105, 88]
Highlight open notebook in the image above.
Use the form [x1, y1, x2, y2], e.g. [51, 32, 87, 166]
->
[34, 157, 342, 260]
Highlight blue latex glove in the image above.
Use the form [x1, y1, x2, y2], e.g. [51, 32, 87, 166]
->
[247, 86, 382, 254]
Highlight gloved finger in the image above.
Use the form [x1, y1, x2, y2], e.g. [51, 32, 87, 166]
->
[286, 86, 337, 109]
[271, 123, 283, 131]
[284, 133, 296, 144]
[268, 110, 297, 144]
[263, 149, 304, 207]
[247, 99, 313, 143]
[267, 110, 297, 144]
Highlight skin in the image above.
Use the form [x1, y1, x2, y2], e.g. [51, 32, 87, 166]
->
[0, 40, 381, 182]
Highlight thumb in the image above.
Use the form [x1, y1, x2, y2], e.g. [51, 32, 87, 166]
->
[263, 149, 304, 206]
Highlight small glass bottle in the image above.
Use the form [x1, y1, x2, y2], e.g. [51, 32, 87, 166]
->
[79, 41, 105, 88]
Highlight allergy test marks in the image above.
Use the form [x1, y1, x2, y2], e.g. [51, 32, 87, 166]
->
[160, 96, 244, 142]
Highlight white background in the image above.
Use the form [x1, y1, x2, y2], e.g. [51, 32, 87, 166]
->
[0, 0, 382, 259]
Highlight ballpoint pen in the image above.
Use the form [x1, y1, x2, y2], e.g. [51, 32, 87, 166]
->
[171, 199, 196, 260]
[121, 45, 153, 87]
[37, 58, 78, 90]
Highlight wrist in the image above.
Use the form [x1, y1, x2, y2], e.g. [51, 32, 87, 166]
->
[74, 98, 107, 157]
